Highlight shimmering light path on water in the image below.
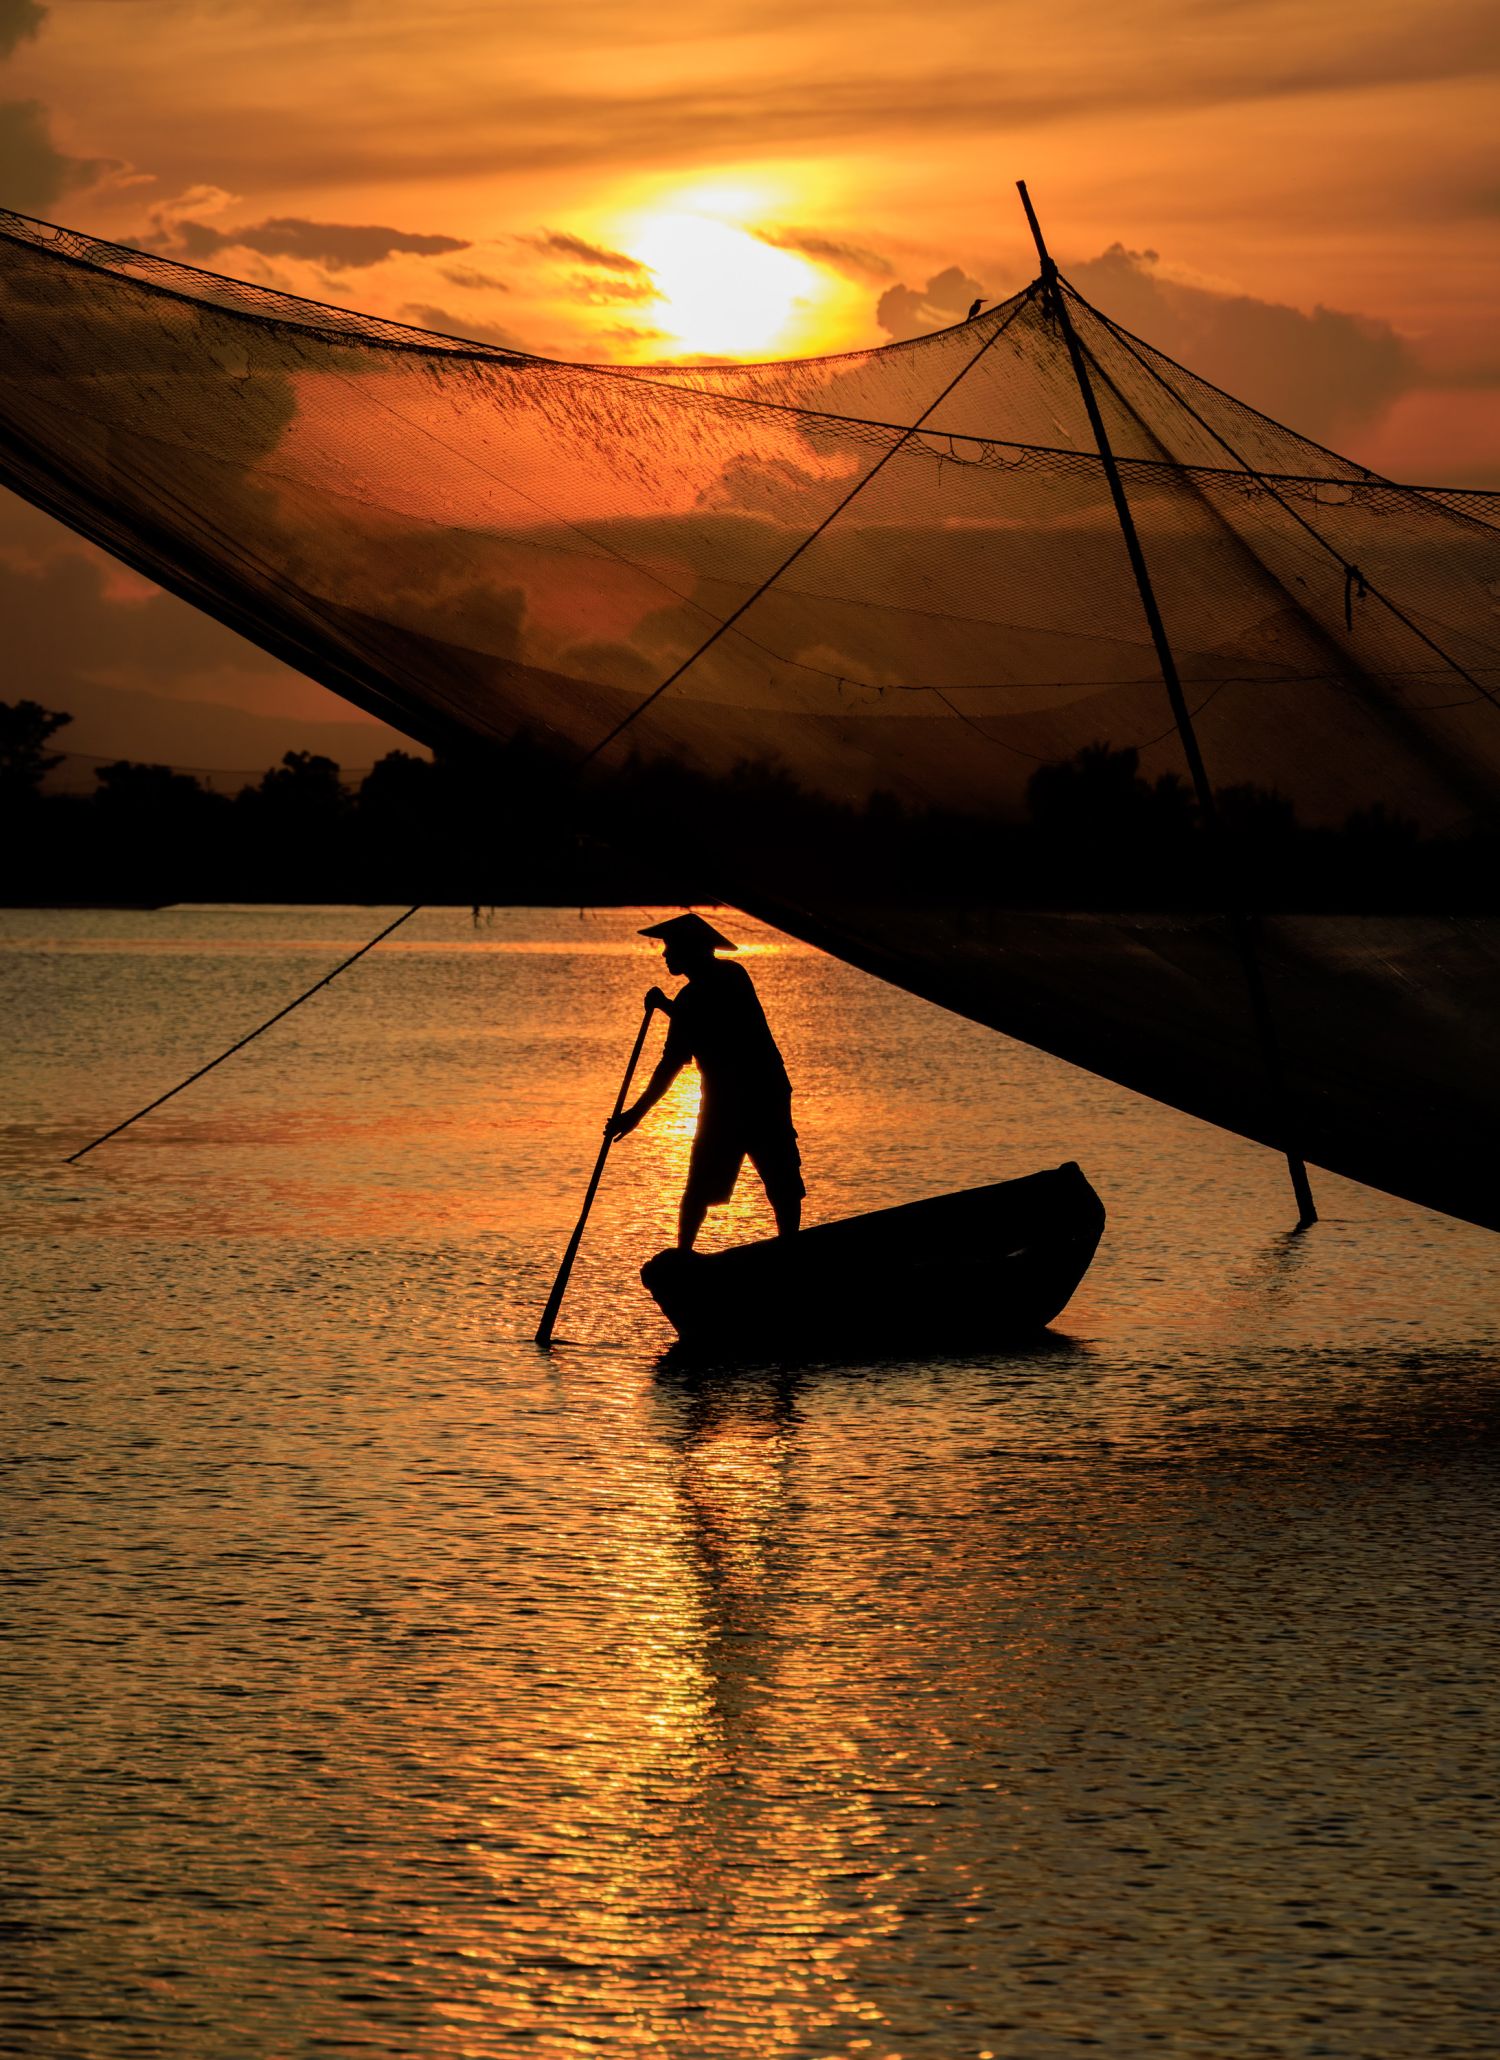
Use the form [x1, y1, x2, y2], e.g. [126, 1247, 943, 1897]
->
[4, 905, 1497, 2059]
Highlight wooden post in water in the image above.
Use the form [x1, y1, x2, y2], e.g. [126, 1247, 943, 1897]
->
[535, 1002, 659, 1346]
[1016, 180, 1317, 1229]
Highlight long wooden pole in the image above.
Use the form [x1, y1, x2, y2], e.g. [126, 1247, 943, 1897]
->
[534, 1003, 658, 1345]
[1016, 180, 1316, 1228]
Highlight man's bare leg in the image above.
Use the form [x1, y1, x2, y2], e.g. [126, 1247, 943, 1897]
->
[678, 1194, 709, 1251]
[771, 1192, 801, 1237]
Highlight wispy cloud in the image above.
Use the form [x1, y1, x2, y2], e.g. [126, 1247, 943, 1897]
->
[517, 229, 651, 275]
[438, 263, 511, 292]
[597, 322, 673, 347]
[396, 300, 520, 350]
[147, 215, 470, 269]
[752, 225, 893, 278]
[166, 6, 1498, 192]
[568, 273, 658, 306]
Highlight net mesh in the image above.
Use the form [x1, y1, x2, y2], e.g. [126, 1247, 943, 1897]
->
[2, 209, 1497, 1229]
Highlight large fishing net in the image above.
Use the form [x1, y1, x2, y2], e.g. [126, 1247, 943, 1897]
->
[2, 209, 1496, 1228]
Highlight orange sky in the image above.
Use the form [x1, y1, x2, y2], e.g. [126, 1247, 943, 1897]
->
[3, 0, 1496, 771]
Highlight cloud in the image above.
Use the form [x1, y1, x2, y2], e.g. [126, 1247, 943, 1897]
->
[569, 273, 658, 306]
[396, 301, 521, 350]
[702, 453, 838, 515]
[54, 0, 1500, 228]
[753, 225, 893, 279]
[0, 0, 43, 61]
[148, 215, 470, 270]
[175, 0, 1499, 194]
[0, 3, 128, 212]
[0, 98, 120, 212]
[876, 264, 985, 341]
[1065, 244, 1417, 439]
[146, 182, 240, 227]
[439, 264, 511, 292]
[875, 244, 1421, 440]
[519, 229, 650, 276]
[597, 323, 673, 349]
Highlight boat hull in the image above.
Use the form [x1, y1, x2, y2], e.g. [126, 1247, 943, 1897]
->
[641, 1161, 1104, 1355]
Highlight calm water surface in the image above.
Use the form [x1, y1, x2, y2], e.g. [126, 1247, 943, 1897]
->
[3, 904, 1498, 2059]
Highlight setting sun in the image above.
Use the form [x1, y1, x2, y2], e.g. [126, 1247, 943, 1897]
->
[625, 210, 822, 360]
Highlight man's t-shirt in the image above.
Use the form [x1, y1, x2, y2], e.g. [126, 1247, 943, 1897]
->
[661, 959, 791, 1123]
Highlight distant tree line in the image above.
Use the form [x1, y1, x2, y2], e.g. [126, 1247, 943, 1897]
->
[2, 699, 1494, 912]
[1, 701, 626, 907]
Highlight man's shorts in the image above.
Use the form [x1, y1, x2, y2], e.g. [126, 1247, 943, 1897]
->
[685, 1097, 805, 1212]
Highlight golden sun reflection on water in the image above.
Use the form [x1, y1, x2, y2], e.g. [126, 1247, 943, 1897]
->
[411, 1368, 910, 2055]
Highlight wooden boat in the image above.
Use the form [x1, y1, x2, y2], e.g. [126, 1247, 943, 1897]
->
[641, 1161, 1104, 1355]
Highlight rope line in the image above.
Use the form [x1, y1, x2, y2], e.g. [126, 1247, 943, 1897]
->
[62, 904, 422, 1163]
[576, 293, 1037, 770]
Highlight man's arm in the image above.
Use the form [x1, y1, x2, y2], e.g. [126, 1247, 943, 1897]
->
[607, 990, 683, 1140]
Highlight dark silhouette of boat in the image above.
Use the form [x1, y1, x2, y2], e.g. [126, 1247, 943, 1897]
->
[641, 1162, 1104, 1353]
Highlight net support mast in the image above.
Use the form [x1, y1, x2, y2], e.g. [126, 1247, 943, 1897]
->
[1015, 180, 1318, 1230]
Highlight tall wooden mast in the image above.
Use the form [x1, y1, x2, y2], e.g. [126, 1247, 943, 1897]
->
[1016, 180, 1317, 1229]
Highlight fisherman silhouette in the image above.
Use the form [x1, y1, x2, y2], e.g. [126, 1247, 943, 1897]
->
[607, 913, 804, 1251]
